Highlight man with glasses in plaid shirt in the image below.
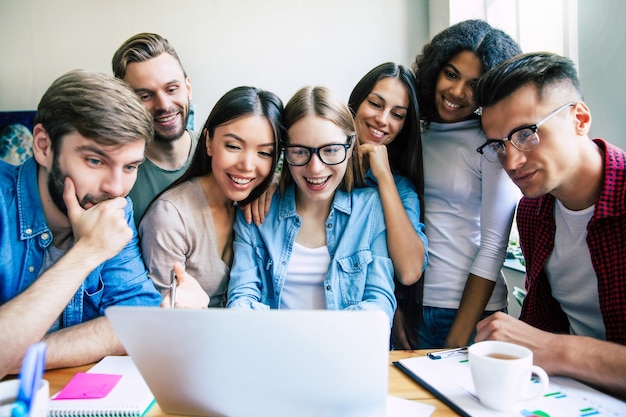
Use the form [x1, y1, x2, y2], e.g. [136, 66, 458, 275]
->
[473, 52, 626, 398]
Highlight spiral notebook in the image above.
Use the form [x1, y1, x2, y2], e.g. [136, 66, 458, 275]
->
[49, 356, 155, 417]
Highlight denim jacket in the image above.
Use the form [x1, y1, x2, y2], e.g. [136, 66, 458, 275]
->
[226, 183, 396, 325]
[0, 159, 161, 329]
[365, 169, 428, 270]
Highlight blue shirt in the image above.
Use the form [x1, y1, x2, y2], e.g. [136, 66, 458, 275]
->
[226, 183, 396, 325]
[0, 158, 161, 329]
[365, 169, 428, 270]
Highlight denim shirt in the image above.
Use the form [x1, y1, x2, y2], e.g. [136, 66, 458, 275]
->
[226, 183, 396, 325]
[0, 159, 161, 329]
[365, 169, 429, 270]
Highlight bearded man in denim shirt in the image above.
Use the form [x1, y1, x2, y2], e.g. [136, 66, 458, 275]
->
[0, 70, 161, 378]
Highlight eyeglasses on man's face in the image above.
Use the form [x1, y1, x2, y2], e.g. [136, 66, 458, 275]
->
[283, 135, 353, 166]
[476, 102, 575, 163]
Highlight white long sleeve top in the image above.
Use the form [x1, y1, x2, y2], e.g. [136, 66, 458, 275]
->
[422, 119, 520, 310]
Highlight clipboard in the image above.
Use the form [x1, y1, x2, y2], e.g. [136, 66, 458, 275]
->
[394, 359, 471, 417]
[393, 352, 626, 416]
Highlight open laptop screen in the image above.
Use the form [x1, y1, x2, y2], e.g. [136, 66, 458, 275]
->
[106, 307, 390, 417]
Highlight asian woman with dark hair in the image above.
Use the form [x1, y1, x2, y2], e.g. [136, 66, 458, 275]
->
[140, 86, 284, 308]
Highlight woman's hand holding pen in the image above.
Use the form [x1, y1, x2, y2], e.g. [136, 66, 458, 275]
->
[160, 262, 210, 309]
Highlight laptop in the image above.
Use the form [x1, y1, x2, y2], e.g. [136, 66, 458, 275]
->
[105, 306, 391, 417]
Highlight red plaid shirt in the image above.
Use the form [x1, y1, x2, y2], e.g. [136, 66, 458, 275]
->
[517, 139, 626, 345]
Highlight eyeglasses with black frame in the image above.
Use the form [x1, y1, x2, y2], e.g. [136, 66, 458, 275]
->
[476, 102, 575, 163]
[283, 135, 354, 166]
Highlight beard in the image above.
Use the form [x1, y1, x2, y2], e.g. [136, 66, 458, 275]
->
[47, 155, 114, 216]
[153, 99, 190, 144]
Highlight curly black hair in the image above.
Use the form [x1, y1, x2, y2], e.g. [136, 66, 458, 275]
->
[412, 19, 522, 130]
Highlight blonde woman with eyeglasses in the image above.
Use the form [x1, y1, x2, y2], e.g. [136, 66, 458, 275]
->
[227, 86, 396, 325]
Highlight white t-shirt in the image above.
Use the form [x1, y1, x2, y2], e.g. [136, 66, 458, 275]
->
[546, 200, 605, 339]
[279, 243, 329, 310]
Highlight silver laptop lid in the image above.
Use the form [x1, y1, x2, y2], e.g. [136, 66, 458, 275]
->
[106, 307, 390, 417]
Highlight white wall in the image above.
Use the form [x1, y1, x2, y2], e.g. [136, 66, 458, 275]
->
[428, 0, 626, 149]
[0, 0, 429, 126]
[577, 0, 626, 149]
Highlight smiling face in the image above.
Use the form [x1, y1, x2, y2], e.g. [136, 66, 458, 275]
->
[354, 77, 409, 146]
[287, 115, 351, 207]
[207, 115, 276, 202]
[434, 50, 483, 123]
[38, 130, 145, 216]
[122, 53, 192, 143]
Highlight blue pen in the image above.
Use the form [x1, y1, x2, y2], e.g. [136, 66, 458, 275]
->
[12, 343, 46, 417]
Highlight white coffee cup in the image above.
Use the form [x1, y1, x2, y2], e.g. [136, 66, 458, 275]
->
[468, 341, 549, 411]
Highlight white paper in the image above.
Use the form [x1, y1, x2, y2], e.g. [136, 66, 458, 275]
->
[386, 395, 435, 417]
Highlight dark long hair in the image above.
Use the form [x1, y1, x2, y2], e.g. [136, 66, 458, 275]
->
[348, 62, 423, 200]
[162, 86, 284, 206]
[412, 19, 522, 130]
[349, 62, 425, 349]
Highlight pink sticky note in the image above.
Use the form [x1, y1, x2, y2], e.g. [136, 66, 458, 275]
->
[53, 373, 123, 399]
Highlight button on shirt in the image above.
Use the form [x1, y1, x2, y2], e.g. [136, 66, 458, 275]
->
[226, 183, 396, 325]
[0, 158, 162, 329]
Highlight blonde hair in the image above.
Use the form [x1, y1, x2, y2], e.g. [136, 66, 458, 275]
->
[280, 86, 364, 193]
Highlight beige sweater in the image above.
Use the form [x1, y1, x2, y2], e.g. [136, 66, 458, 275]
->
[139, 178, 230, 307]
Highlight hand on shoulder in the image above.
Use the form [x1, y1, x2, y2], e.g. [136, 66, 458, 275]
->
[241, 173, 279, 225]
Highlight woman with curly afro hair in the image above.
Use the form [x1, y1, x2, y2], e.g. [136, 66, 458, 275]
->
[412, 20, 522, 349]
